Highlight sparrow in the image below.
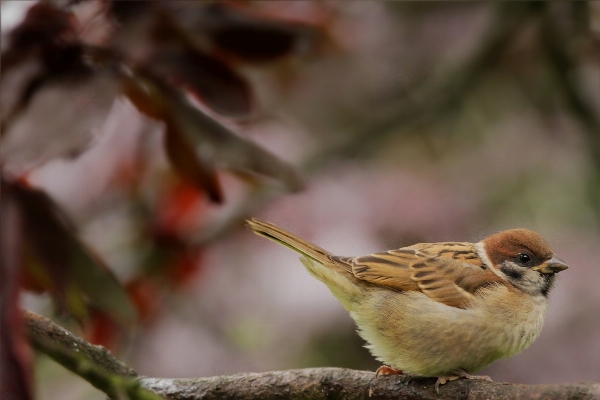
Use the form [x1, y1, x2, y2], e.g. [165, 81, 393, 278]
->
[246, 218, 569, 392]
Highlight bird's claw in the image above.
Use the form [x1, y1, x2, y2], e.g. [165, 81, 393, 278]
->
[374, 365, 403, 379]
[369, 365, 403, 397]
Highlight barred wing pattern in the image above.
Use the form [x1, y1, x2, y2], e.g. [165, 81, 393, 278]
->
[330, 242, 505, 309]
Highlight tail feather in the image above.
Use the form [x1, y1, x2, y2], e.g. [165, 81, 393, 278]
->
[246, 218, 332, 264]
[246, 218, 364, 307]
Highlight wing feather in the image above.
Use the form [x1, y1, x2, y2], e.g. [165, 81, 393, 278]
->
[330, 242, 505, 309]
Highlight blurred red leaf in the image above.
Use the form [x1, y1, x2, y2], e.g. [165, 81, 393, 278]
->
[126, 278, 163, 324]
[3, 179, 136, 329]
[160, 49, 253, 117]
[110, 3, 322, 117]
[120, 75, 166, 121]
[0, 184, 34, 400]
[2, 2, 74, 72]
[155, 75, 305, 193]
[1, 70, 119, 170]
[108, 1, 155, 24]
[156, 180, 207, 236]
[124, 68, 304, 203]
[108, 2, 252, 117]
[181, 3, 320, 64]
[83, 309, 121, 351]
[166, 248, 205, 289]
[211, 21, 297, 62]
[142, 181, 207, 291]
[164, 121, 224, 203]
[121, 253, 202, 327]
[1, 2, 94, 136]
[1, 3, 122, 172]
[122, 74, 224, 203]
[147, 11, 253, 117]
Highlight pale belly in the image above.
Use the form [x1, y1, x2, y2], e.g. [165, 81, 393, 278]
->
[349, 287, 548, 377]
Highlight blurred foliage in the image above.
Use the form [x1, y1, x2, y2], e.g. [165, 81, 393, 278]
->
[1, 2, 321, 398]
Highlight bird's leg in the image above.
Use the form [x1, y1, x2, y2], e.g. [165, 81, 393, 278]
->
[369, 365, 403, 397]
[435, 369, 492, 393]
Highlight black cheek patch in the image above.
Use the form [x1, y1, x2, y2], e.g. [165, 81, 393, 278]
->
[500, 265, 523, 280]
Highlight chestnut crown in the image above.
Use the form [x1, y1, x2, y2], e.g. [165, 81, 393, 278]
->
[482, 228, 554, 268]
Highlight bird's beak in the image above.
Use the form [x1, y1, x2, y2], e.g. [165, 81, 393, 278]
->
[532, 256, 569, 274]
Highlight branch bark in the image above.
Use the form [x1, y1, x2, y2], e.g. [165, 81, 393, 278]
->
[24, 310, 136, 377]
[24, 310, 600, 400]
[140, 368, 600, 400]
[24, 311, 163, 400]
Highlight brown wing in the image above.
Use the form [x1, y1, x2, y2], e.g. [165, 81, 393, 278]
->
[330, 242, 505, 309]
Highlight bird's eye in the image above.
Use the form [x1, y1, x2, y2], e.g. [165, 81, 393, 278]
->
[518, 253, 531, 264]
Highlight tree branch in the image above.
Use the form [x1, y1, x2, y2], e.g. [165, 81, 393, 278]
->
[24, 311, 163, 400]
[140, 368, 600, 400]
[24, 310, 600, 399]
[24, 310, 137, 377]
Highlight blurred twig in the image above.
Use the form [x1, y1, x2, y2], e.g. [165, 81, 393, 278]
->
[540, 3, 600, 228]
[305, 2, 540, 169]
[24, 311, 163, 400]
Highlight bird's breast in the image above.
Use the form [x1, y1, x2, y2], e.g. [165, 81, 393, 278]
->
[351, 286, 548, 376]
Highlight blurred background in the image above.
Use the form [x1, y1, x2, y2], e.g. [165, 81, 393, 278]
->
[1, 2, 599, 399]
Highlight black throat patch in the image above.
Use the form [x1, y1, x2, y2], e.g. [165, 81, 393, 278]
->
[540, 273, 557, 297]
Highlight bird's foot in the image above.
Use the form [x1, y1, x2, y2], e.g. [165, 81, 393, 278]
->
[435, 370, 492, 393]
[369, 365, 403, 397]
[375, 365, 403, 379]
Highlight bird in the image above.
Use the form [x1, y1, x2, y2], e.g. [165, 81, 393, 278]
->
[246, 218, 569, 392]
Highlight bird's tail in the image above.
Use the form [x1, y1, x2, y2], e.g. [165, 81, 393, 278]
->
[246, 218, 332, 264]
[246, 218, 364, 308]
